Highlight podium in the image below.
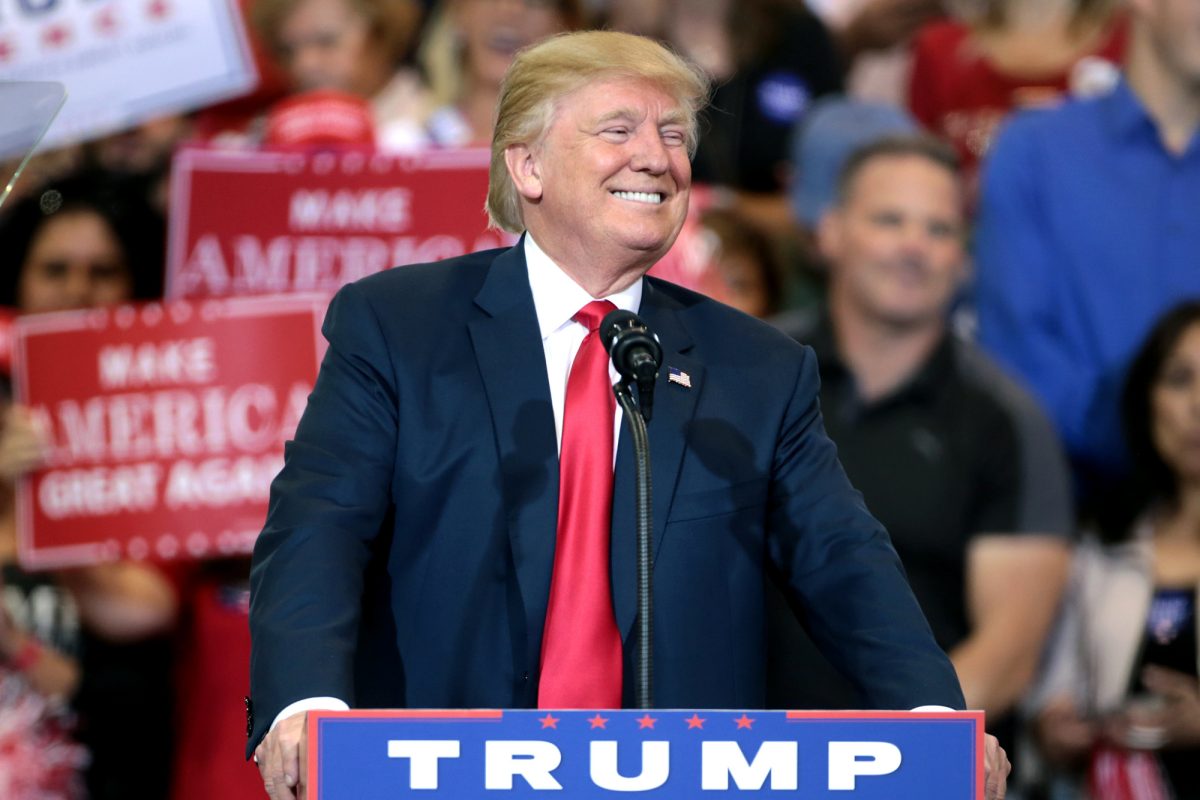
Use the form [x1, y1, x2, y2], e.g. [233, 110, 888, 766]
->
[308, 708, 984, 798]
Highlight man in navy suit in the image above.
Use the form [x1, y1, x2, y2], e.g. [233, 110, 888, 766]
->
[249, 30, 1008, 799]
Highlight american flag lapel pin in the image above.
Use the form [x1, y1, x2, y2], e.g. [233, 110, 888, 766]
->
[668, 366, 692, 389]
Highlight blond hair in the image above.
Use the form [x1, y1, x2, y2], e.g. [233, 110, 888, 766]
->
[486, 30, 709, 233]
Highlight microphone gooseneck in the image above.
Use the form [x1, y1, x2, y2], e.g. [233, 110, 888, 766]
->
[599, 308, 660, 709]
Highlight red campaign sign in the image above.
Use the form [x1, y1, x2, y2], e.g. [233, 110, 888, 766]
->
[165, 146, 514, 299]
[13, 295, 328, 569]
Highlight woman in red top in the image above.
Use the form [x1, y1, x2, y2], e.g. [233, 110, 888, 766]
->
[908, 0, 1126, 199]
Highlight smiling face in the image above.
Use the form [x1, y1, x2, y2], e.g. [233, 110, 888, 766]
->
[1152, 322, 1200, 484]
[820, 154, 965, 330]
[506, 77, 692, 290]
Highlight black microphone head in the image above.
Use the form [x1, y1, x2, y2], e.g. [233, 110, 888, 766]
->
[600, 308, 661, 423]
[599, 309, 642, 355]
[599, 309, 662, 385]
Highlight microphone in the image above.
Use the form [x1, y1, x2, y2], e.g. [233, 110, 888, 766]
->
[601, 309, 660, 707]
[600, 309, 661, 423]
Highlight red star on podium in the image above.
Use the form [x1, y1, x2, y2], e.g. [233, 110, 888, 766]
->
[95, 7, 120, 35]
[146, 0, 171, 20]
[587, 714, 608, 730]
[0, 40, 14, 63]
[685, 714, 706, 730]
[734, 714, 755, 730]
[41, 24, 71, 49]
[636, 714, 657, 730]
[538, 713, 559, 729]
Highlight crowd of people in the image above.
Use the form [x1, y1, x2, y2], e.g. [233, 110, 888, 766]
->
[0, 0, 1197, 797]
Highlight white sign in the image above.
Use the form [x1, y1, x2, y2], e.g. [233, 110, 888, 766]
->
[0, 0, 256, 148]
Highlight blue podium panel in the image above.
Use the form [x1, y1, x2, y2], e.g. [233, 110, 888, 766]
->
[309, 709, 983, 798]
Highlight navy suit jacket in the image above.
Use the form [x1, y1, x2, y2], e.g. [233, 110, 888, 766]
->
[247, 243, 963, 752]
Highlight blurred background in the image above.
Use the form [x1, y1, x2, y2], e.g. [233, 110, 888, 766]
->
[1, 0, 1197, 797]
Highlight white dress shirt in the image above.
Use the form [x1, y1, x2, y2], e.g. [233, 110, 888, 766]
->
[268, 235, 644, 732]
[524, 233, 641, 456]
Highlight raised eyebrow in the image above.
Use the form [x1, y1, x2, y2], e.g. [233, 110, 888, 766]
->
[658, 110, 688, 129]
[593, 108, 642, 127]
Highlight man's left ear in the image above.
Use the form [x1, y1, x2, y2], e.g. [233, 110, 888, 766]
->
[504, 144, 543, 202]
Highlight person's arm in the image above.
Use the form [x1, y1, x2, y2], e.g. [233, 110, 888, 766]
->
[725, 191, 802, 239]
[1027, 548, 1101, 767]
[1036, 695, 1099, 767]
[951, 534, 1070, 716]
[1118, 665, 1200, 748]
[249, 280, 401, 794]
[257, 711, 309, 800]
[768, 346, 964, 710]
[0, 606, 79, 701]
[57, 562, 178, 641]
[253, 699, 351, 800]
[837, 0, 943, 67]
[0, 404, 49, 480]
[768, 347, 1011, 797]
[1, 404, 178, 642]
[948, 353, 1074, 716]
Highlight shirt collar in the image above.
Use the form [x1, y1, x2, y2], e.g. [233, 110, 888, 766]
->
[1103, 76, 1162, 143]
[1103, 75, 1200, 157]
[524, 233, 643, 340]
[812, 307, 955, 409]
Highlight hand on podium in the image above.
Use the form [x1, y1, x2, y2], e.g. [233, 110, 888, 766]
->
[984, 733, 1011, 799]
[256, 711, 307, 800]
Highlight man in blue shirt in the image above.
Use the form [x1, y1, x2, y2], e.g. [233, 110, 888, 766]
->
[974, 0, 1200, 496]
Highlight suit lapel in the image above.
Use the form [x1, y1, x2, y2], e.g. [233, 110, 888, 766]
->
[467, 243, 560, 672]
[611, 279, 704, 641]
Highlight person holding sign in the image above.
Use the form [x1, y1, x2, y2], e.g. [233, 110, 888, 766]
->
[0, 171, 180, 800]
[248, 30, 1011, 799]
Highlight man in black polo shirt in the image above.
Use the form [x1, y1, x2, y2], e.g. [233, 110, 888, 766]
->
[770, 135, 1073, 760]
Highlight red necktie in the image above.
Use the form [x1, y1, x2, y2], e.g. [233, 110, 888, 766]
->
[538, 299, 623, 708]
